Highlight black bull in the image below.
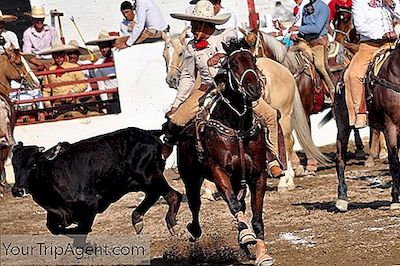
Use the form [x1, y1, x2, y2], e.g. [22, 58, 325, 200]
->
[11, 127, 182, 235]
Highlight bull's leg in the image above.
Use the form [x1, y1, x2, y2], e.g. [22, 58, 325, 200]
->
[383, 124, 400, 210]
[353, 128, 366, 159]
[210, 165, 256, 247]
[335, 124, 351, 212]
[131, 192, 160, 234]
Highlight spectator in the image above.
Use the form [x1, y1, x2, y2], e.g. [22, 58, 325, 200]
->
[85, 30, 118, 101]
[120, 1, 136, 37]
[67, 40, 92, 89]
[115, 0, 168, 49]
[37, 40, 87, 108]
[0, 10, 19, 53]
[23, 6, 58, 69]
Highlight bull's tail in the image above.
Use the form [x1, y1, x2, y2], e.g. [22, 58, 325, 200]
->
[318, 109, 334, 128]
[291, 85, 331, 165]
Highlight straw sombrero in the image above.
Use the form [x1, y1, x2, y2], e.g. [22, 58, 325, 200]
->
[85, 30, 119, 45]
[26, 6, 47, 19]
[68, 40, 89, 55]
[0, 10, 17, 22]
[171, 0, 230, 25]
[36, 40, 78, 55]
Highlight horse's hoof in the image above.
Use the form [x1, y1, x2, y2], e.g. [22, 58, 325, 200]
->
[335, 199, 349, 212]
[354, 150, 366, 160]
[238, 228, 257, 246]
[255, 253, 275, 266]
[390, 203, 400, 210]
[187, 223, 202, 239]
[168, 223, 182, 237]
[364, 157, 375, 168]
[293, 166, 305, 177]
[239, 244, 256, 260]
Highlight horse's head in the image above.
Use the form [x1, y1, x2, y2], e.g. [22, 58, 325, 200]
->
[238, 26, 270, 58]
[223, 41, 261, 103]
[163, 28, 187, 89]
[3, 47, 39, 90]
[333, 5, 353, 43]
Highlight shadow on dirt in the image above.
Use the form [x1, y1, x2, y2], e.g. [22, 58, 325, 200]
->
[292, 200, 391, 212]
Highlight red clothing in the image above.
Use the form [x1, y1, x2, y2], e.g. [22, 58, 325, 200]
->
[328, 0, 352, 21]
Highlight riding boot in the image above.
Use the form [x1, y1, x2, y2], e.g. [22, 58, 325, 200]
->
[161, 120, 184, 160]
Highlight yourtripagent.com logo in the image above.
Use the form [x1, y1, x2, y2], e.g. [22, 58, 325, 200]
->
[0, 235, 150, 265]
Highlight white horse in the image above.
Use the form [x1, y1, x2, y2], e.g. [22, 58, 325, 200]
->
[162, 29, 329, 192]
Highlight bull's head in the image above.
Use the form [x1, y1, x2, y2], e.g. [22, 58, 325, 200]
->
[11, 142, 44, 197]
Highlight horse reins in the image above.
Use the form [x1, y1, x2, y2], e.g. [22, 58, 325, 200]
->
[334, 8, 354, 42]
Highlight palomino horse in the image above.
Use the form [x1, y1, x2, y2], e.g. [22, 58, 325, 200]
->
[334, 43, 400, 212]
[333, 6, 388, 167]
[0, 48, 38, 196]
[240, 29, 368, 175]
[163, 30, 329, 192]
[164, 41, 273, 265]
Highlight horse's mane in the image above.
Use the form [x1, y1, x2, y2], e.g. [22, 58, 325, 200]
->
[259, 32, 301, 73]
[224, 38, 251, 56]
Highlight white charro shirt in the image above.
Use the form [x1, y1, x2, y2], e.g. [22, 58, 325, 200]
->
[0, 30, 20, 53]
[126, 0, 167, 46]
[353, 0, 400, 41]
[172, 28, 237, 108]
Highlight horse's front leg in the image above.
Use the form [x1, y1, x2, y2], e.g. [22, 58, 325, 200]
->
[210, 164, 256, 247]
[335, 123, 351, 212]
[383, 124, 400, 210]
[249, 172, 274, 266]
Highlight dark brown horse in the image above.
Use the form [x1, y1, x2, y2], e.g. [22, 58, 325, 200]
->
[166, 41, 274, 265]
[334, 44, 400, 211]
[240, 29, 363, 175]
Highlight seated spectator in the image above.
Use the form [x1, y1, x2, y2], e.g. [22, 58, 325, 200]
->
[37, 40, 87, 108]
[85, 30, 118, 102]
[120, 1, 136, 37]
[67, 40, 93, 90]
[115, 0, 168, 49]
[23, 6, 58, 69]
[0, 10, 19, 53]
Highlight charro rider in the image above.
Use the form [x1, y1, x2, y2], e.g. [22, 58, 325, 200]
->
[289, 0, 336, 101]
[163, 0, 285, 178]
[344, 0, 399, 128]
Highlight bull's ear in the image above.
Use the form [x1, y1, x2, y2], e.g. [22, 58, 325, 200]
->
[17, 141, 24, 146]
[39, 147, 45, 152]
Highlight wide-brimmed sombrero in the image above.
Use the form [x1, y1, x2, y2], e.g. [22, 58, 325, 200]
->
[171, 0, 230, 25]
[0, 10, 17, 22]
[85, 30, 119, 45]
[36, 40, 78, 55]
[67, 40, 90, 55]
[25, 6, 48, 19]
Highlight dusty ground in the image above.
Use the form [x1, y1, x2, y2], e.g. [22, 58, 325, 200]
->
[1, 142, 400, 266]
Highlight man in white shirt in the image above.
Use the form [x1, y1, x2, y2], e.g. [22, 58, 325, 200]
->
[0, 11, 19, 53]
[115, 0, 168, 49]
[344, 0, 399, 128]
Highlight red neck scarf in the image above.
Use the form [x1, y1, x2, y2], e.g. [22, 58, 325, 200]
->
[55, 65, 64, 78]
[194, 39, 209, 50]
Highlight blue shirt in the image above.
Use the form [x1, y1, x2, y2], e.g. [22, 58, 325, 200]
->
[299, 0, 329, 38]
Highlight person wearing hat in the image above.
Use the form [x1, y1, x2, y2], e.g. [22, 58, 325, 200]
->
[0, 10, 19, 54]
[38, 40, 87, 108]
[115, 0, 168, 49]
[86, 30, 119, 105]
[163, 1, 284, 180]
[120, 1, 136, 37]
[189, 0, 238, 30]
[22, 6, 58, 68]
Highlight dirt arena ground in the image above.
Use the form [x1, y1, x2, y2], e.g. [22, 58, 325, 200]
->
[1, 142, 400, 266]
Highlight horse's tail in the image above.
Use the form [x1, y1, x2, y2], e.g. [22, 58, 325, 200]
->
[318, 109, 334, 128]
[291, 85, 331, 165]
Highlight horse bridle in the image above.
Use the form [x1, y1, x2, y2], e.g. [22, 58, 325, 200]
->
[165, 41, 184, 74]
[334, 8, 354, 42]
